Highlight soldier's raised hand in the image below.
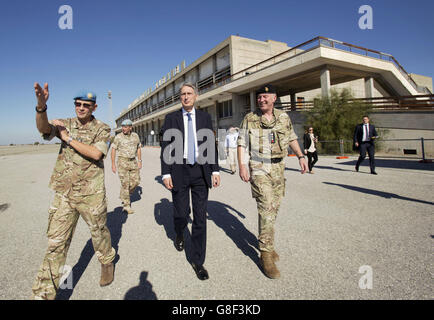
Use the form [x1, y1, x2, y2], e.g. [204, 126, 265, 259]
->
[52, 119, 70, 144]
[34, 82, 49, 108]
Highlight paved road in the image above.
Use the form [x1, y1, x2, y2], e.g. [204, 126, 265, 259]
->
[0, 147, 432, 299]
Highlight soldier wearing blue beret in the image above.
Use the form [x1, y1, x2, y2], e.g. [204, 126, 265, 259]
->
[32, 83, 116, 299]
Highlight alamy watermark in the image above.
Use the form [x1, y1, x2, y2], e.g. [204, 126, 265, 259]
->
[359, 5, 373, 30]
[59, 264, 73, 289]
[358, 265, 373, 289]
[161, 128, 277, 175]
[58, 5, 73, 30]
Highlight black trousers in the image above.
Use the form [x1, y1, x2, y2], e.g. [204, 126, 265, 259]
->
[171, 163, 209, 266]
[307, 151, 318, 171]
[356, 141, 376, 172]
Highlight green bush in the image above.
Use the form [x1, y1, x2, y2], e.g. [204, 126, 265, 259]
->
[305, 89, 373, 155]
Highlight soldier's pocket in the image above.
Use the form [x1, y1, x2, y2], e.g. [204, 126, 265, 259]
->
[250, 179, 262, 198]
[275, 130, 287, 152]
[46, 195, 61, 235]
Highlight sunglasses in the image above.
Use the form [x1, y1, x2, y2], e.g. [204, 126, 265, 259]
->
[74, 101, 94, 108]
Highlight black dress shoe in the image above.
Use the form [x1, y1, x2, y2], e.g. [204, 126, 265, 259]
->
[371, 171, 378, 175]
[355, 165, 359, 172]
[191, 263, 209, 280]
[175, 234, 184, 251]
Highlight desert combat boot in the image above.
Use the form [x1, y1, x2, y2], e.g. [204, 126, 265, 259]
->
[100, 262, 114, 287]
[260, 251, 280, 279]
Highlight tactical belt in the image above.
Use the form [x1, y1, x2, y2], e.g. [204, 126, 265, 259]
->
[251, 156, 283, 163]
[118, 156, 136, 160]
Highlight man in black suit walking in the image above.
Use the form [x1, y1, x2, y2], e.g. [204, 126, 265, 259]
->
[353, 115, 379, 175]
[160, 83, 220, 280]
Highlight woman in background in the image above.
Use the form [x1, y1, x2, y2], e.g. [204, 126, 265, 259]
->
[303, 127, 318, 174]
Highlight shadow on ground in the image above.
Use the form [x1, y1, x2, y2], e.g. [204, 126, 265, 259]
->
[0, 203, 10, 212]
[207, 201, 260, 267]
[124, 271, 157, 300]
[131, 186, 142, 203]
[154, 198, 193, 262]
[154, 176, 164, 187]
[340, 158, 434, 171]
[56, 206, 128, 300]
[323, 182, 434, 206]
[219, 167, 236, 174]
[153, 198, 259, 267]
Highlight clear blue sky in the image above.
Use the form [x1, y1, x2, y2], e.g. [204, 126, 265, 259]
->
[1, 0, 433, 145]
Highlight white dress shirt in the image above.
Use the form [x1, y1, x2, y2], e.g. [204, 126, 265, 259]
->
[162, 107, 219, 181]
[362, 124, 370, 142]
[225, 132, 239, 148]
[308, 133, 316, 152]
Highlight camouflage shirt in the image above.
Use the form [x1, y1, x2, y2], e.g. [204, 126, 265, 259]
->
[42, 116, 111, 196]
[238, 108, 298, 159]
[112, 132, 141, 158]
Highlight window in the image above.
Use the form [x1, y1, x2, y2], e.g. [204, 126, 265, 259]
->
[297, 97, 305, 107]
[218, 100, 232, 118]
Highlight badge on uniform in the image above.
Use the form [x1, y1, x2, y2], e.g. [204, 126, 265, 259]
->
[269, 131, 275, 144]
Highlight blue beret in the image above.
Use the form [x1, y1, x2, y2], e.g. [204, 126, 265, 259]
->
[74, 91, 97, 102]
[121, 119, 133, 126]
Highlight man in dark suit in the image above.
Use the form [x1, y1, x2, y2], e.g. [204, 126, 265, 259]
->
[353, 115, 379, 175]
[160, 82, 220, 280]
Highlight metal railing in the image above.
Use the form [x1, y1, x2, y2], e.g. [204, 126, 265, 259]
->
[278, 94, 434, 112]
[295, 138, 434, 160]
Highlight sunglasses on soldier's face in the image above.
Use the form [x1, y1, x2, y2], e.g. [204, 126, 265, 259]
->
[74, 101, 93, 108]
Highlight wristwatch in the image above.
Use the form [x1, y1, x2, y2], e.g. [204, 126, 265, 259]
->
[138, 160, 142, 162]
[66, 136, 73, 145]
[298, 155, 306, 159]
[35, 105, 47, 113]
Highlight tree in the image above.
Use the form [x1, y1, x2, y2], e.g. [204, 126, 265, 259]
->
[305, 89, 373, 154]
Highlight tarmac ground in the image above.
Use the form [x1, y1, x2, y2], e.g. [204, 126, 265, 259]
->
[0, 145, 432, 300]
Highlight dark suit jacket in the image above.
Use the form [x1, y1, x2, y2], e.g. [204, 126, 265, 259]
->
[303, 133, 316, 151]
[160, 108, 219, 190]
[353, 123, 378, 149]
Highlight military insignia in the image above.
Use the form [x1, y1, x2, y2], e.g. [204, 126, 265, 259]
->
[87, 93, 93, 99]
[265, 87, 269, 92]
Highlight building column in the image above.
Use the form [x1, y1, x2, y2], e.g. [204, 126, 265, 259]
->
[290, 92, 297, 111]
[320, 67, 331, 98]
[155, 120, 160, 145]
[364, 77, 374, 98]
[250, 91, 256, 112]
[145, 122, 149, 146]
[208, 102, 218, 129]
[151, 121, 155, 146]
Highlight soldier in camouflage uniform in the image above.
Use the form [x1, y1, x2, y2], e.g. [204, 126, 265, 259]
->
[32, 83, 116, 300]
[237, 84, 308, 279]
[111, 119, 142, 214]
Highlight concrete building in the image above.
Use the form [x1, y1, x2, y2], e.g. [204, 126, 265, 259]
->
[115, 35, 433, 155]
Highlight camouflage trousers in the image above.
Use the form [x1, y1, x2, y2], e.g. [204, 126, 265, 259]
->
[31, 192, 116, 300]
[227, 148, 237, 172]
[118, 157, 140, 206]
[250, 160, 286, 252]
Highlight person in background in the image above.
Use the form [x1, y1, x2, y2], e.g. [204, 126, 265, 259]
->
[303, 126, 318, 174]
[225, 127, 239, 174]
